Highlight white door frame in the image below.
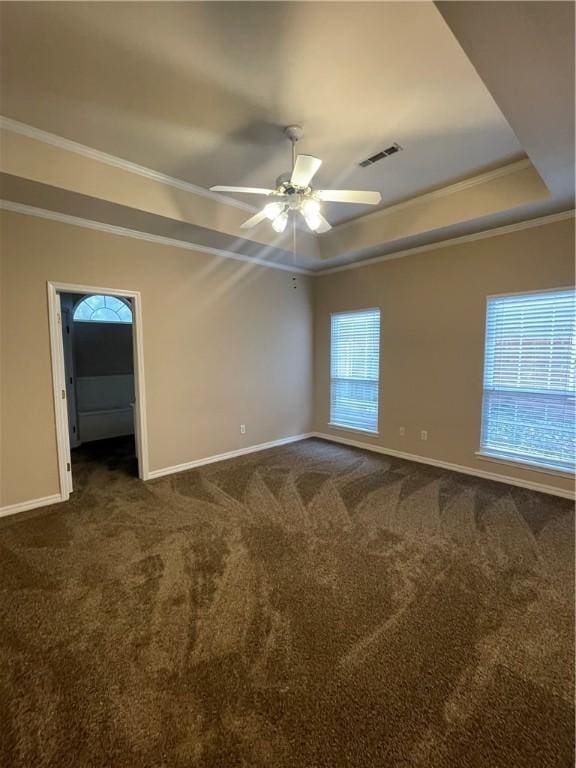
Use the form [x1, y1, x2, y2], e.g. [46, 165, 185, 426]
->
[47, 281, 150, 500]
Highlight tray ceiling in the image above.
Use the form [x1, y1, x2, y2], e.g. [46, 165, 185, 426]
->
[0, 2, 523, 224]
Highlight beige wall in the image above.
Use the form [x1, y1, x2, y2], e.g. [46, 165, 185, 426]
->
[0, 210, 313, 507]
[314, 218, 575, 494]
[1, 210, 574, 508]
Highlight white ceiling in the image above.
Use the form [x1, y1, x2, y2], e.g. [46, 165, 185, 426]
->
[0, 2, 523, 224]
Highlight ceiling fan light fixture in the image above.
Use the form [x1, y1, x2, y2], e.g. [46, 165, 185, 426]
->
[304, 211, 322, 231]
[272, 212, 288, 233]
[264, 201, 285, 220]
[302, 198, 321, 217]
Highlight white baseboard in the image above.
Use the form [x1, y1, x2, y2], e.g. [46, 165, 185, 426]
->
[147, 433, 315, 480]
[5, 431, 569, 518]
[312, 432, 575, 500]
[0, 493, 66, 519]
[0, 434, 313, 517]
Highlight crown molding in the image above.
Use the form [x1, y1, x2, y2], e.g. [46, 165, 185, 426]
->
[1, 200, 572, 278]
[0, 116, 535, 231]
[1, 116, 570, 275]
[0, 200, 312, 275]
[331, 157, 534, 234]
[317, 209, 575, 275]
[0, 115, 257, 214]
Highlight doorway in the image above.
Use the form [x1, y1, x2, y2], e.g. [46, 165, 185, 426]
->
[48, 282, 149, 500]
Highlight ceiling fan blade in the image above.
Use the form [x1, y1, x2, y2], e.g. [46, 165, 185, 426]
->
[290, 155, 322, 187]
[240, 209, 270, 229]
[210, 185, 274, 195]
[316, 189, 382, 205]
[315, 213, 332, 234]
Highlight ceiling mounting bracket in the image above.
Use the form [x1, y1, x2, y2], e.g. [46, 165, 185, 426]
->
[283, 125, 303, 144]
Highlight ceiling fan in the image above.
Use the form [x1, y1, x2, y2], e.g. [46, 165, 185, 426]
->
[210, 125, 382, 234]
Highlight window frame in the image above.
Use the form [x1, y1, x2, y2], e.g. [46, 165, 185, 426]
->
[477, 285, 575, 476]
[329, 307, 381, 436]
[72, 294, 133, 325]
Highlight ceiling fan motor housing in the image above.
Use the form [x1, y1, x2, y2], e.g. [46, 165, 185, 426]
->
[276, 178, 312, 195]
[275, 172, 292, 188]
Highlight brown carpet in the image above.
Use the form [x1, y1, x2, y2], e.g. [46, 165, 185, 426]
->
[0, 437, 574, 767]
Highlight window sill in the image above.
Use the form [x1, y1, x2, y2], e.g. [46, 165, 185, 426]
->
[328, 423, 380, 437]
[475, 451, 574, 479]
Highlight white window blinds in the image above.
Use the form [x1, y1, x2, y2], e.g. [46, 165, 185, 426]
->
[480, 288, 576, 473]
[330, 309, 380, 433]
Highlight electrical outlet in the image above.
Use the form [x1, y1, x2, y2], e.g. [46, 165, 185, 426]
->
[399, 426, 405, 437]
[240, 424, 246, 434]
[420, 430, 428, 441]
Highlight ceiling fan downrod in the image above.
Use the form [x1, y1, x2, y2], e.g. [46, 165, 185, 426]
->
[283, 124, 304, 172]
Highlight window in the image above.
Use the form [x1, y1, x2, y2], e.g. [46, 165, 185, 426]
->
[330, 309, 380, 433]
[73, 295, 132, 324]
[480, 288, 576, 473]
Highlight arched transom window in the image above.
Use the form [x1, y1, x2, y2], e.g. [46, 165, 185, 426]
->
[73, 295, 133, 324]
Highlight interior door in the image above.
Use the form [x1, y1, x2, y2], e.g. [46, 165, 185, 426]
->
[60, 305, 80, 448]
